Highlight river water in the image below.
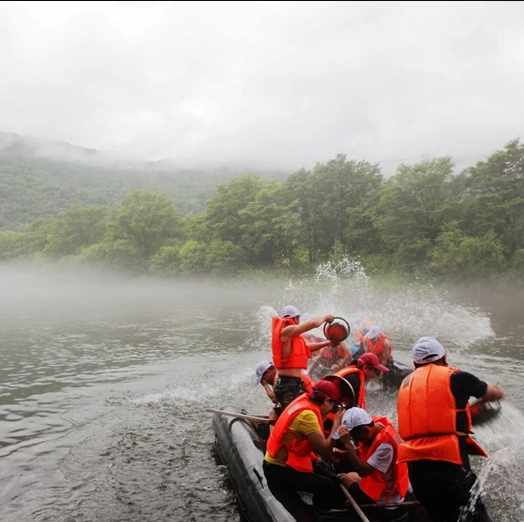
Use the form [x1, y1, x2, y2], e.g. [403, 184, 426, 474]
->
[0, 261, 523, 522]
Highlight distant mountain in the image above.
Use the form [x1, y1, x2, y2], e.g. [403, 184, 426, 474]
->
[0, 132, 291, 231]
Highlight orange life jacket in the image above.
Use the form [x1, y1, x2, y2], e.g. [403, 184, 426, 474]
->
[272, 316, 311, 370]
[265, 394, 322, 473]
[365, 333, 392, 359]
[358, 416, 410, 502]
[318, 345, 346, 367]
[356, 317, 372, 344]
[334, 366, 366, 409]
[301, 372, 314, 394]
[397, 364, 488, 466]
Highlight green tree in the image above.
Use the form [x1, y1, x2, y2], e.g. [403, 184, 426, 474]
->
[287, 155, 383, 262]
[42, 205, 108, 258]
[204, 174, 264, 245]
[374, 157, 455, 272]
[459, 139, 524, 260]
[238, 180, 301, 267]
[106, 190, 184, 260]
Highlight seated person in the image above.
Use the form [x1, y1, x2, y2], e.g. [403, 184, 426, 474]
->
[329, 353, 389, 410]
[263, 380, 347, 522]
[334, 408, 411, 520]
[363, 325, 394, 379]
[308, 340, 353, 380]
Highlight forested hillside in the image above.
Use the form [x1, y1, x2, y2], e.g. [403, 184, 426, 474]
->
[0, 132, 289, 231]
[1, 133, 523, 280]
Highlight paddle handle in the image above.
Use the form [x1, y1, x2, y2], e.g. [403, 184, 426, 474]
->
[339, 483, 371, 522]
[206, 408, 274, 424]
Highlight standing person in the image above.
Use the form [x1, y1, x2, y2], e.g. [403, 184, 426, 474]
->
[397, 337, 505, 522]
[263, 380, 347, 522]
[272, 305, 335, 409]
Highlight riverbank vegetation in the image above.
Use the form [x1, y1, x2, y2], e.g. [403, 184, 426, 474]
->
[1, 137, 523, 280]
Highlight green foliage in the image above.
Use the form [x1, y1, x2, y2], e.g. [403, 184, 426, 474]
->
[106, 189, 184, 260]
[287, 155, 383, 263]
[430, 222, 506, 277]
[0, 132, 288, 231]
[459, 139, 524, 259]
[3, 134, 524, 280]
[42, 205, 109, 258]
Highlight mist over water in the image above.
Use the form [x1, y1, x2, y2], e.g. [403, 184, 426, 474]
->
[0, 261, 523, 522]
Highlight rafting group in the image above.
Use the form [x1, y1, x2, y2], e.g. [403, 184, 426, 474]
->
[252, 305, 505, 522]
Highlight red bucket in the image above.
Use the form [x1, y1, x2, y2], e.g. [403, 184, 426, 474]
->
[324, 318, 350, 344]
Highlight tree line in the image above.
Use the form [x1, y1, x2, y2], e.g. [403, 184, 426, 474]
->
[1, 138, 523, 279]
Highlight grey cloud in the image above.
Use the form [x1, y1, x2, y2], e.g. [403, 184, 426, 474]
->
[0, 1, 523, 171]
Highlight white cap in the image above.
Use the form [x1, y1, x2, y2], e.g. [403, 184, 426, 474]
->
[332, 407, 372, 440]
[254, 361, 273, 386]
[364, 325, 382, 340]
[412, 337, 446, 364]
[281, 305, 300, 318]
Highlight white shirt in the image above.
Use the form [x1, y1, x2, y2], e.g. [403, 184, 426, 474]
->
[366, 441, 404, 504]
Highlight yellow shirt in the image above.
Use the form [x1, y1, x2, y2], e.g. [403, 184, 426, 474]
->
[264, 410, 322, 467]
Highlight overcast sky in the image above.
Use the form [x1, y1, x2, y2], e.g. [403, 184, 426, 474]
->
[1, 1, 523, 171]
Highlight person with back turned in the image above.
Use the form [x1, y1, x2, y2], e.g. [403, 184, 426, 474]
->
[272, 305, 335, 409]
[397, 337, 505, 522]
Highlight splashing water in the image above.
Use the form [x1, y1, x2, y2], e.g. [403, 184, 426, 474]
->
[314, 257, 370, 286]
[262, 257, 495, 355]
[458, 403, 524, 522]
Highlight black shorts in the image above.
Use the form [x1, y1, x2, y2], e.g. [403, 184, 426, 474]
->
[273, 375, 305, 410]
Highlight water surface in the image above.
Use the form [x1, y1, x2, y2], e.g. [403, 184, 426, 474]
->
[0, 264, 523, 522]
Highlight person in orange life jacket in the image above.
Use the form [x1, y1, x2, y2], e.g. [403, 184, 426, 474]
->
[301, 314, 325, 345]
[354, 316, 372, 354]
[254, 360, 314, 420]
[333, 408, 410, 514]
[397, 337, 505, 522]
[272, 305, 335, 410]
[331, 353, 389, 410]
[308, 340, 353, 379]
[363, 325, 393, 381]
[263, 380, 347, 522]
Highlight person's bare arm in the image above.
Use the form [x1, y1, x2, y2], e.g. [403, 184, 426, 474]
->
[336, 341, 353, 368]
[337, 427, 375, 476]
[262, 381, 277, 403]
[482, 383, 504, 402]
[281, 315, 334, 342]
[308, 339, 334, 354]
[381, 340, 391, 368]
[306, 409, 344, 460]
[308, 352, 323, 373]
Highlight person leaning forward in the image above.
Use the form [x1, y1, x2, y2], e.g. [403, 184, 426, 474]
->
[272, 305, 335, 409]
[397, 337, 504, 522]
[333, 407, 411, 520]
[263, 380, 347, 522]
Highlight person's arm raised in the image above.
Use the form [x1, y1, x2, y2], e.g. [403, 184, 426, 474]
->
[281, 314, 334, 343]
[306, 408, 344, 460]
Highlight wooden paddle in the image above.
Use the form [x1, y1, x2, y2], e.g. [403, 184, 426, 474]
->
[206, 408, 274, 424]
[339, 483, 371, 522]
